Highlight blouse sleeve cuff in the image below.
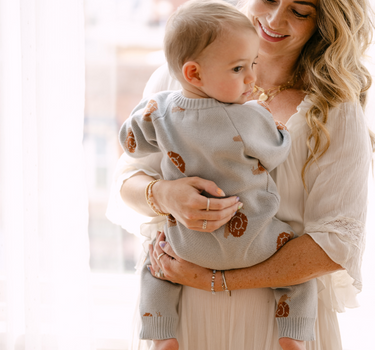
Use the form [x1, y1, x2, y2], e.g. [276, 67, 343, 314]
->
[305, 216, 366, 312]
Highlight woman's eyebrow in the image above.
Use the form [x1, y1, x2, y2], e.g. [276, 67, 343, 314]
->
[293, 1, 317, 9]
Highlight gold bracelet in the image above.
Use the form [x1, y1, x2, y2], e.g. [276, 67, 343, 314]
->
[145, 179, 170, 217]
[221, 270, 231, 297]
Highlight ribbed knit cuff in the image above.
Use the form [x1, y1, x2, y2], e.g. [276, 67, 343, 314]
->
[276, 317, 316, 341]
[140, 316, 178, 340]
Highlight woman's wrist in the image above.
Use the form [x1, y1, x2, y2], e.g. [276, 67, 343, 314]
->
[151, 179, 171, 215]
[120, 173, 159, 217]
[145, 179, 170, 217]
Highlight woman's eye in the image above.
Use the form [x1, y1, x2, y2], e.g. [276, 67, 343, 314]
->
[251, 61, 258, 69]
[293, 10, 309, 18]
[233, 66, 243, 73]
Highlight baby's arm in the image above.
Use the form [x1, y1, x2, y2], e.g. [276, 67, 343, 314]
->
[226, 101, 291, 172]
[119, 97, 161, 157]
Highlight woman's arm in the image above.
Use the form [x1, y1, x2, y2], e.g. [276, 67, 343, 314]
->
[121, 174, 242, 232]
[150, 231, 343, 292]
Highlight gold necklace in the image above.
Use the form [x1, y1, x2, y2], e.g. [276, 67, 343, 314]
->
[253, 71, 300, 105]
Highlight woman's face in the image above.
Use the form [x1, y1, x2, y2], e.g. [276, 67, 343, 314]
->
[247, 0, 318, 58]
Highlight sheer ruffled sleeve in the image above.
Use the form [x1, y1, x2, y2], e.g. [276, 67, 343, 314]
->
[303, 101, 372, 308]
[106, 63, 181, 236]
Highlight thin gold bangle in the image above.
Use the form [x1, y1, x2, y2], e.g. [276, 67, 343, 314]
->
[221, 270, 231, 297]
[145, 179, 170, 217]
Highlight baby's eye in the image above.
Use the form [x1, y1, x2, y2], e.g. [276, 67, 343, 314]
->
[233, 66, 243, 73]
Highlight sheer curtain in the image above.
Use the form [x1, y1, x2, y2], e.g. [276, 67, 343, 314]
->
[0, 1, 92, 349]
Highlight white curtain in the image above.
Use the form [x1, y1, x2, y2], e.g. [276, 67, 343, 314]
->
[0, 1, 92, 349]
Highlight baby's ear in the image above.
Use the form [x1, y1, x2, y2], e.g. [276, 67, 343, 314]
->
[182, 61, 203, 87]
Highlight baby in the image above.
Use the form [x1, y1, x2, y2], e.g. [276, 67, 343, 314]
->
[119, 1, 317, 350]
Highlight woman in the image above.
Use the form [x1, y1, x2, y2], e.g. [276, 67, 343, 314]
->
[107, 0, 374, 348]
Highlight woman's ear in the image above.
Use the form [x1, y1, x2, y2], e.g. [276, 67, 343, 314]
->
[182, 61, 203, 87]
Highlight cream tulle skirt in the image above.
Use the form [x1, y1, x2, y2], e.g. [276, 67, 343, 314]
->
[130, 285, 342, 350]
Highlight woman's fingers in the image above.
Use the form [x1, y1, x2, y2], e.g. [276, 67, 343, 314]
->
[152, 176, 243, 232]
[205, 196, 240, 211]
[189, 177, 227, 198]
[148, 231, 175, 281]
[158, 239, 179, 260]
[149, 244, 161, 274]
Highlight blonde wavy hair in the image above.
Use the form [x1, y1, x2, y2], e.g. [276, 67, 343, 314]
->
[241, 0, 375, 189]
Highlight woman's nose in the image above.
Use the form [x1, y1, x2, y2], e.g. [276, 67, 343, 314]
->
[267, 5, 286, 30]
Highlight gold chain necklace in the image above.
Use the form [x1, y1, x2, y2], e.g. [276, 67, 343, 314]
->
[252, 71, 300, 105]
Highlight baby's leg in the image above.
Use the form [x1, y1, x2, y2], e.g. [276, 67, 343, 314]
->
[279, 338, 306, 350]
[153, 338, 179, 350]
[273, 278, 317, 343]
[140, 251, 182, 340]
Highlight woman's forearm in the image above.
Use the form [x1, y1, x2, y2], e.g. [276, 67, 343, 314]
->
[226, 234, 343, 290]
[120, 172, 157, 217]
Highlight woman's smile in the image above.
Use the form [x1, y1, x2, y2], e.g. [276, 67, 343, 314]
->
[258, 20, 289, 42]
[248, 0, 318, 57]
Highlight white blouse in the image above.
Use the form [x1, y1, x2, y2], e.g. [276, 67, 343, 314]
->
[106, 63, 372, 329]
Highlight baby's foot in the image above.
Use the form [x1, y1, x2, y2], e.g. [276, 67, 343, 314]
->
[279, 337, 306, 350]
[153, 338, 179, 350]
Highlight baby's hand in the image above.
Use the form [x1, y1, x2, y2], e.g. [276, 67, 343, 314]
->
[153, 338, 179, 350]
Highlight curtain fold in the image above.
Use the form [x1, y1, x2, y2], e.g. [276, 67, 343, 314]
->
[0, 1, 92, 349]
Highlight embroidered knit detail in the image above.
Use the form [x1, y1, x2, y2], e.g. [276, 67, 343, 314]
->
[304, 216, 365, 248]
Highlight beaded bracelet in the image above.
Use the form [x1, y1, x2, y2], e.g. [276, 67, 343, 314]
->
[221, 270, 231, 297]
[145, 179, 170, 217]
[211, 270, 217, 295]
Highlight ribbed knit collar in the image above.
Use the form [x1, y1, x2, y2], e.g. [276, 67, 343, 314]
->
[171, 91, 228, 109]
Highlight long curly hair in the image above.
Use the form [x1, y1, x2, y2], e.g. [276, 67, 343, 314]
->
[241, 0, 374, 189]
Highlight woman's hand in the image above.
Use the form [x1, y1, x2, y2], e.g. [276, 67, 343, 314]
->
[152, 177, 242, 232]
[148, 231, 213, 291]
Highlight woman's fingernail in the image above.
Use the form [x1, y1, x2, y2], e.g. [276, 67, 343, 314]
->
[236, 196, 240, 202]
[232, 211, 237, 216]
[217, 188, 226, 196]
[147, 265, 151, 272]
[238, 202, 243, 210]
[159, 241, 166, 249]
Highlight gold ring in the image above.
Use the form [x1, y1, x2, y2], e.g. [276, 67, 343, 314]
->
[206, 198, 210, 211]
[157, 252, 166, 261]
[202, 220, 207, 229]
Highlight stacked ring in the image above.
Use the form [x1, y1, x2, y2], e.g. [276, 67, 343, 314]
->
[156, 270, 165, 278]
[206, 198, 210, 211]
[203, 220, 207, 229]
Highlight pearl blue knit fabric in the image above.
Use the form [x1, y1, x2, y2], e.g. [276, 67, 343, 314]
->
[119, 91, 317, 341]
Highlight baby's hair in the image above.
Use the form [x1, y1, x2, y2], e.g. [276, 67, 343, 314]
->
[164, 0, 256, 78]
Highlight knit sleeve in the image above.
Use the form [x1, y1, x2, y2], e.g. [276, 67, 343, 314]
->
[107, 66, 179, 233]
[119, 96, 162, 158]
[226, 101, 292, 172]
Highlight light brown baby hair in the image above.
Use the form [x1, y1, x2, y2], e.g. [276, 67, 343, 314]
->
[164, 0, 256, 79]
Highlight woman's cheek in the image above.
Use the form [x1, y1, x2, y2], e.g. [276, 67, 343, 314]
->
[246, 0, 264, 26]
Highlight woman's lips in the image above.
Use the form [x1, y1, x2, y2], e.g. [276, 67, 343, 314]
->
[258, 21, 288, 42]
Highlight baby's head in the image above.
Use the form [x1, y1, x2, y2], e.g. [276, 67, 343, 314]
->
[164, 0, 259, 104]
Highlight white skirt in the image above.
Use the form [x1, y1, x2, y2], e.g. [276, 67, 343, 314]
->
[130, 285, 342, 350]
